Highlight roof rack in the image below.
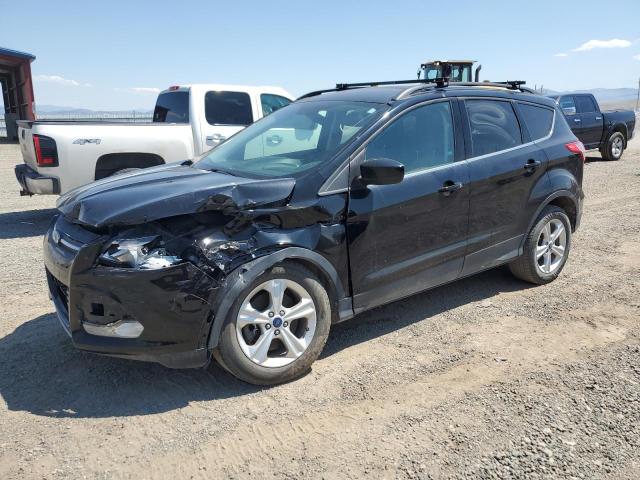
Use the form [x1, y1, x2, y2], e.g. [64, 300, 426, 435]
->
[297, 78, 532, 100]
[298, 78, 449, 100]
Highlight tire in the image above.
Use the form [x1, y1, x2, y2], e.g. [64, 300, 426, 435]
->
[600, 131, 625, 161]
[110, 168, 141, 177]
[215, 263, 331, 385]
[509, 206, 572, 285]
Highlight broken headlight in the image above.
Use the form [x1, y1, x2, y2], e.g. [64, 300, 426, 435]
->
[99, 236, 182, 269]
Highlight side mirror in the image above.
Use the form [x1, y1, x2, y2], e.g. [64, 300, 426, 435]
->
[562, 106, 576, 116]
[359, 158, 404, 186]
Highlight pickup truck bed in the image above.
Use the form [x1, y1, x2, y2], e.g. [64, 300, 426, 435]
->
[16, 120, 193, 194]
[15, 84, 294, 195]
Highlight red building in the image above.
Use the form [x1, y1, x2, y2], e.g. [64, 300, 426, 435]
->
[0, 47, 36, 139]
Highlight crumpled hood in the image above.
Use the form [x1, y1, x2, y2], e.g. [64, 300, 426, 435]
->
[56, 164, 296, 228]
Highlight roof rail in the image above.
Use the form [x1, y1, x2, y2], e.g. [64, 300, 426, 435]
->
[297, 78, 533, 100]
[298, 78, 448, 100]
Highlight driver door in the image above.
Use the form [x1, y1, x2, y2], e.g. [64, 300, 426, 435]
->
[347, 100, 470, 312]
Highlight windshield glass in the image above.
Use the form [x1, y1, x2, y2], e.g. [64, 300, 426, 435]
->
[195, 100, 386, 178]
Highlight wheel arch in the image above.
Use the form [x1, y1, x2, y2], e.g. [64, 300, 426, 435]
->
[522, 191, 579, 250]
[94, 152, 165, 180]
[206, 247, 349, 350]
[606, 122, 628, 146]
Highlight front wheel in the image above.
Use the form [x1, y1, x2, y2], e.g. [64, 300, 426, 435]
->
[601, 131, 625, 161]
[215, 263, 331, 385]
[509, 206, 572, 285]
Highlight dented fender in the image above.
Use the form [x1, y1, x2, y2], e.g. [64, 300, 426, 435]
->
[205, 246, 351, 350]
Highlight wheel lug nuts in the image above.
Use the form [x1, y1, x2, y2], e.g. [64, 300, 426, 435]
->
[265, 324, 271, 330]
[279, 310, 285, 316]
[268, 312, 274, 318]
[274, 329, 280, 336]
[283, 321, 288, 327]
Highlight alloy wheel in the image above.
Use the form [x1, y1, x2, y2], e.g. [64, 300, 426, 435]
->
[535, 219, 567, 274]
[611, 136, 623, 158]
[235, 279, 317, 368]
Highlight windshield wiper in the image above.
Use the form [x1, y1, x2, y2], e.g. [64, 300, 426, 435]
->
[207, 167, 238, 177]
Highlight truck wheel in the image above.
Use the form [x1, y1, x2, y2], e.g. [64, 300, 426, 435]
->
[215, 263, 331, 385]
[601, 132, 625, 161]
[509, 206, 572, 285]
[111, 168, 141, 177]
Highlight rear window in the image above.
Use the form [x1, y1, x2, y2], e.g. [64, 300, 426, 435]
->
[465, 99, 522, 157]
[205, 91, 253, 126]
[153, 92, 190, 124]
[518, 103, 554, 140]
[575, 95, 597, 114]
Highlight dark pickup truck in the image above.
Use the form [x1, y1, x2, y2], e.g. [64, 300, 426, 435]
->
[549, 93, 636, 160]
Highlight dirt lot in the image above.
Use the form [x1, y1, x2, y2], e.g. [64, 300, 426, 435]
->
[0, 138, 638, 479]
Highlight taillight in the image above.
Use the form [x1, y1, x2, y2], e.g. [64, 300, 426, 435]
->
[565, 141, 586, 163]
[33, 134, 58, 167]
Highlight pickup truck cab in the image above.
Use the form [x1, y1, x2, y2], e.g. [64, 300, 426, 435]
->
[549, 93, 635, 160]
[15, 84, 294, 195]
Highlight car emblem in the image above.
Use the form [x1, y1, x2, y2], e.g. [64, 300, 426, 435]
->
[72, 138, 102, 145]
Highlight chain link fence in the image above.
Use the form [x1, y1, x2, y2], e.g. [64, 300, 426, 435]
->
[0, 112, 153, 137]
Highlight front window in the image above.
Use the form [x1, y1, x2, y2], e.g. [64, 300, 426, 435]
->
[559, 96, 576, 116]
[195, 100, 386, 178]
[261, 94, 292, 116]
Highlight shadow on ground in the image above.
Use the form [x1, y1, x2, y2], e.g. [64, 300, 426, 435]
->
[0, 208, 57, 239]
[0, 266, 532, 419]
[585, 154, 607, 163]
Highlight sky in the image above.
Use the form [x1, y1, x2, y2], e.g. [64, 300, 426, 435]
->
[1, 0, 639, 111]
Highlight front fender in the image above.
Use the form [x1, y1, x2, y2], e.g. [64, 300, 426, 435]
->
[206, 247, 349, 349]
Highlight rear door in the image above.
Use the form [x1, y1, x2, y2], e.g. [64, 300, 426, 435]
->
[200, 90, 255, 151]
[574, 95, 603, 147]
[460, 98, 550, 275]
[347, 99, 470, 311]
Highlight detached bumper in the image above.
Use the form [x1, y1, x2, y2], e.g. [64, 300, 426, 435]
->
[43, 218, 217, 368]
[15, 164, 60, 195]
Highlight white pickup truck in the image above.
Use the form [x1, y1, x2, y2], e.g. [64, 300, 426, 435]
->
[15, 84, 294, 195]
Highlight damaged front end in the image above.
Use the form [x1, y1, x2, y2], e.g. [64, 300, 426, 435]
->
[44, 166, 349, 368]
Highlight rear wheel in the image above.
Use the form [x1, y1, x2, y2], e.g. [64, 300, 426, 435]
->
[509, 206, 571, 285]
[215, 263, 331, 385]
[601, 131, 625, 161]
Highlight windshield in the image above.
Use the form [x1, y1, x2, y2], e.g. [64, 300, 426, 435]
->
[195, 100, 386, 178]
[422, 64, 471, 82]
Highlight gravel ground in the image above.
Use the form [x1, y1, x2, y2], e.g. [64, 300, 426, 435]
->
[0, 138, 638, 479]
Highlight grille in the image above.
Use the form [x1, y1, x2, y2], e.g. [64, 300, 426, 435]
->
[47, 270, 70, 320]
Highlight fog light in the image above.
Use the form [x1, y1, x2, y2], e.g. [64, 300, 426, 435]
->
[83, 320, 144, 338]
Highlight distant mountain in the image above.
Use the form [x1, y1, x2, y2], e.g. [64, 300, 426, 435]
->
[539, 88, 638, 103]
[35, 105, 153, 115]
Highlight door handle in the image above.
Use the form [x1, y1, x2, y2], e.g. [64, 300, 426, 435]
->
[438, 181, 463, 196]
[595, 116, 602, 120]
[266, 134, 283, 146]
[206, 133, 227, 146]
[573, 118, 581, 123]
[524, 159, 542, 171]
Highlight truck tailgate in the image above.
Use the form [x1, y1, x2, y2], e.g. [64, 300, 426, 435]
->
[17, 122, 38, 169]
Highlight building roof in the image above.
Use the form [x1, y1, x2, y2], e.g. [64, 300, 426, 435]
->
[0, 47, 36, 61]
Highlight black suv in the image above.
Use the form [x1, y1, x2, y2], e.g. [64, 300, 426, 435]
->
[44, 80, 584, 385]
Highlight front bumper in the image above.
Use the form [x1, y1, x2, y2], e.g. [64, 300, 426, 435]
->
[15, 164, 60, 196]
[44, 216, 216, 368]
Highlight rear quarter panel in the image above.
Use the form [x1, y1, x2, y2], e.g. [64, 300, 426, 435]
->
[28, 123, 194, 193]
